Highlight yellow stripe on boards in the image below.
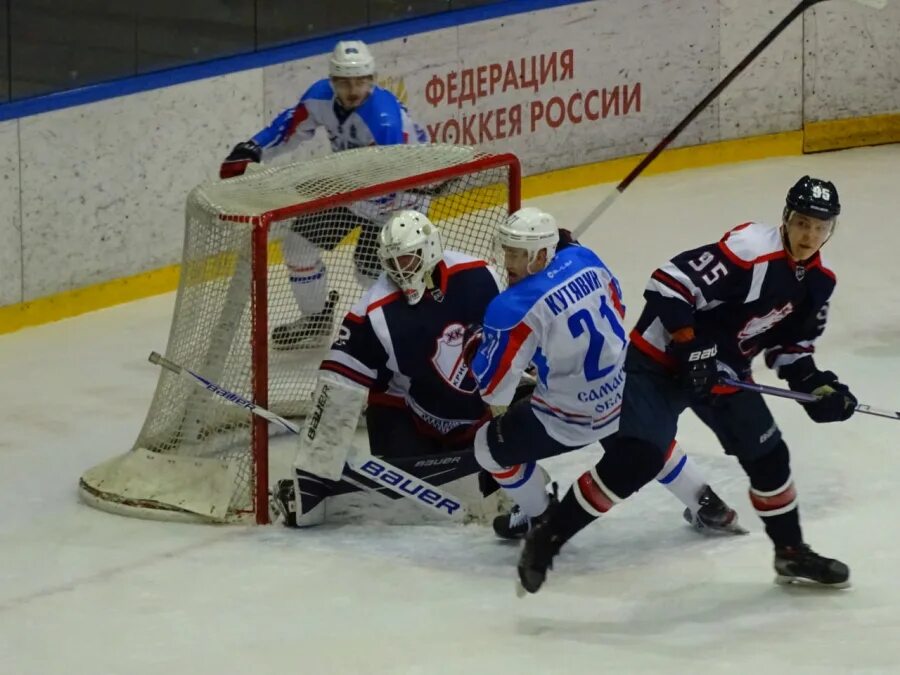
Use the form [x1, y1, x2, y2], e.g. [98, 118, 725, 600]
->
[0, 264, 181, 334]
[1, 120, 893, 336]
[522, 131, 803, 199]
[804, 113, 900, 153]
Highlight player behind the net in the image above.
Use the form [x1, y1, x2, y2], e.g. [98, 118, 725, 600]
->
[270, 209, 508, 526]
[517, 176, 856, 593]
[466, 207, 745, 540]
[220, 40, 428, 350]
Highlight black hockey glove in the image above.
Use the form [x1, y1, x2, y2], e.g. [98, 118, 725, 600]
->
[461, 323, 483, 369]
[220, 140, 261, 179]
[671, 335, 720, 401]
[788, 368, 857, 423]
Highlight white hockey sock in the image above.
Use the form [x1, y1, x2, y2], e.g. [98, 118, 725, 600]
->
[474, 424, 548, 518]
[283, 231, 328, 314]
[656, 440, 707, 512]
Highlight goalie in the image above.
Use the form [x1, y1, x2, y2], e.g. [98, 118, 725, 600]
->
[271, 209, 507, 526]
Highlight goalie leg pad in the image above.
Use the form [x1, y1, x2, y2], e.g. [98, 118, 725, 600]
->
[293, 374, 367, 481]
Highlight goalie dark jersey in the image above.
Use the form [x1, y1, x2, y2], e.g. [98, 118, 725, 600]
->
[320, 250, 502, 437]
[630, 222, 836, 378]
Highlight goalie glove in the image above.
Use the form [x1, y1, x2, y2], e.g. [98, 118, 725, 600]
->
[785, 364, 857, 423]
[220, 140, 261, 179]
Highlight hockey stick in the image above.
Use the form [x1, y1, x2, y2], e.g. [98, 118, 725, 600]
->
[148, 351, 470, 519]
[572, 0, 887, 238]
[721, 377, 900, 421]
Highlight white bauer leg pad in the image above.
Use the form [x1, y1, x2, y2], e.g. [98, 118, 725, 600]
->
[293, 373, 367, 481]
[655, 440, 708, 513]
[474, 422, 549, 518]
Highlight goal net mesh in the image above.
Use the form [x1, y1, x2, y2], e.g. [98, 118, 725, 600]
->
[79, 144, 520, 523]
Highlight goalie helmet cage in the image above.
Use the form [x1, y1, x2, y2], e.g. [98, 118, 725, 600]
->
[79, 144, 521, 525]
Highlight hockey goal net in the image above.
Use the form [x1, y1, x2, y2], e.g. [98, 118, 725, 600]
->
[79, 144, 521, 524]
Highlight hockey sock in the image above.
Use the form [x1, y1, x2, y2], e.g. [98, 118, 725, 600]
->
[283, 231, 328, 314]
[474, 424, 548, 518]
[740, 441, 802, 547]
[655, 440, 709, 512]
[554, 436, 663, 542]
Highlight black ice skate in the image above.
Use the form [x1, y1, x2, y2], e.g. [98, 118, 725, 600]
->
[272, 290, 339, 350]
[517, 507, 565, 596]
[774, 544, 850, 588]
[494, 484, 558, 540]
[683, 485, 748, 535]
[270, 479, 298, 527]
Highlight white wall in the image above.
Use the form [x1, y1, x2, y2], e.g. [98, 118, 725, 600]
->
[0, 120, 21, 307]
[2, 0, 898, 305]
[804, 1, 900, 120]
[17, 71, 264, 300]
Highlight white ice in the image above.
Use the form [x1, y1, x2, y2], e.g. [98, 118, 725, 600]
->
[2, 144, 899, 675]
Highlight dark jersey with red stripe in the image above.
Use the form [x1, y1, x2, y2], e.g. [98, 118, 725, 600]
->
[630, 222, 836, 378]
[320, 251, 502, 437]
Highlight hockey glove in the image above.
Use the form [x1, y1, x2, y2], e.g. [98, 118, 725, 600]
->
[671, 333, 719, 401]
[220, 140, 262, 179]
[788, 368, 857, 423]
[461, 323, 483, 369]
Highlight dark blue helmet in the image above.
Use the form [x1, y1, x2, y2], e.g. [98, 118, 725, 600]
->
[784, 175, 841, 222]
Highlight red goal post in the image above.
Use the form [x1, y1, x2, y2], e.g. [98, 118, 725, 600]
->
[80, 144, 522, 524]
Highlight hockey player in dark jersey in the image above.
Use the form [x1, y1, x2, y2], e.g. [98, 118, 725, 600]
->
[518, 176, 857, 593]
[271, 209, 504, 526]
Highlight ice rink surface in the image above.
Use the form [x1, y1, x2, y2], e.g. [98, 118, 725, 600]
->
[2, 144, 899, 674]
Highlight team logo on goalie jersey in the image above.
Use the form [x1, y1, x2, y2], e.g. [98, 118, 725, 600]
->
[431, 322, 477, 393]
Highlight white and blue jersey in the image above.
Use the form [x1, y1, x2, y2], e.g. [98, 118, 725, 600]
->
[471, 244, 629, 447]
[252, 79, 428, 222]
[252, 79, 427, 159]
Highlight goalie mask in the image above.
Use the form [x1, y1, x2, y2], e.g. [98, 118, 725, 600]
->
[496, 207, 559, 283]
[379, 210, 443, 305]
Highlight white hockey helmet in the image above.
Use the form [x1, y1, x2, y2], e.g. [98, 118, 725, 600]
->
[329, 40, 375, 78]
[379, 210, 443, 305]
[497, 207, 559, 265]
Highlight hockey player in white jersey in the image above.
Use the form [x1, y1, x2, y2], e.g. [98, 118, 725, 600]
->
[271, 210, 509, 526]
[469, 207, 743, 539]
[219, 40, 429, 349]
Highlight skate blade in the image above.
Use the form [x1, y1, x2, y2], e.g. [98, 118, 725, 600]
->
[712, 522, 749, 536]
[515, 580, 527, 598]
[774, 574, 851, 590]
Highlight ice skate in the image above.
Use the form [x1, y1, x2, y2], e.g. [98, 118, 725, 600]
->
[493, 484, 558, 540]
[272, 290, 339, 350]
[683, 485, 748, 535]
[270, 479, 298, 527]
[516, 505, 565, 596]
[774, 543, 850, 588]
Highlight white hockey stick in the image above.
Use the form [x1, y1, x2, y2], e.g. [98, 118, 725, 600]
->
[148, 351, 469, 520]
[572, 0, 888, 238]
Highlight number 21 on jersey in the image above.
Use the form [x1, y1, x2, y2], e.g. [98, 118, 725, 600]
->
[567, 295, 626, 381]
